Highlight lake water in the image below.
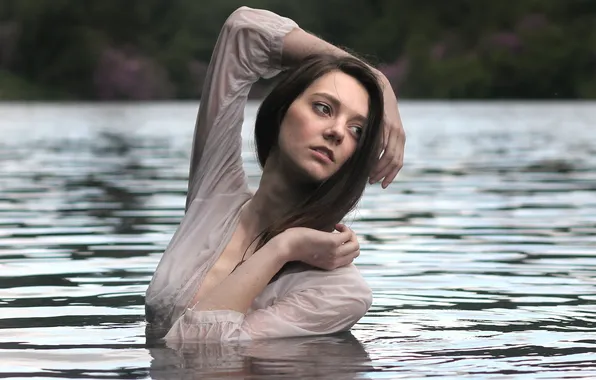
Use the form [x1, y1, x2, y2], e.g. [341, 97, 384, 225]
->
[1, 101, 595, 379]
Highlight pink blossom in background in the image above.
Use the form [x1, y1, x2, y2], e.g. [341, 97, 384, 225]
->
[378, 56, 409, 91]
[430, 43, 447, 61]
[93, 47, 174, 100]
[488, 32, 522, 51]
[517, 13, 548, 32]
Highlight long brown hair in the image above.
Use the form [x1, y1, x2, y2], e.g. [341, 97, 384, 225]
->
[250, 54, 385, 253]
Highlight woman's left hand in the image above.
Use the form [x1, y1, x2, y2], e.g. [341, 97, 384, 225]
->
[369, 74, 406, 188]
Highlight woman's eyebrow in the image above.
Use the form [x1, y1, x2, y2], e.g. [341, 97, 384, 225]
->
[312, 92, 367, 124]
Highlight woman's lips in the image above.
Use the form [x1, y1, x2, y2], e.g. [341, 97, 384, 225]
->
[311, 147, 334, 163]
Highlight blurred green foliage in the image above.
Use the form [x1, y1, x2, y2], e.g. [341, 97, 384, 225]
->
[0, 0, 594, 100]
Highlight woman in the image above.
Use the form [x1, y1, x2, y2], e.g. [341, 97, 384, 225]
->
[145, 6, 405, 344]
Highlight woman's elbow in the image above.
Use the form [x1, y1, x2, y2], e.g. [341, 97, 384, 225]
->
[352, 291, 373, 325]
[224, 6, 260, 35]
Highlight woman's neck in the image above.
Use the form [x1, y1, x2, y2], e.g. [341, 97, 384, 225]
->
[240, 154, 312, 242]
[245, 171, 297, 235]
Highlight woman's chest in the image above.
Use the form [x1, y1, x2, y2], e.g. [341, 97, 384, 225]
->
[190, 226, 247, 305]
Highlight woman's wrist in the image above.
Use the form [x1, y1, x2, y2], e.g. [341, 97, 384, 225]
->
[267, 233, 294, 264]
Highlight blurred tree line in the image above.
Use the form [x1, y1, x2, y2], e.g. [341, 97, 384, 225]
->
[0, 0, 594, 100]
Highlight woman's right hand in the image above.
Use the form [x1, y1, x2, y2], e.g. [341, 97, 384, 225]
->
[272, 224, 360, 270]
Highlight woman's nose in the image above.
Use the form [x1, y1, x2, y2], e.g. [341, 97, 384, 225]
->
[323, 121, 345, 144]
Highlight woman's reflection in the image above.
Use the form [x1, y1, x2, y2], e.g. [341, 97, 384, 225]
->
[148, 332, 374, 379]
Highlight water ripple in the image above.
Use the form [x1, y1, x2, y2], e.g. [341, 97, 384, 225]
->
[1, 102, 595, 379]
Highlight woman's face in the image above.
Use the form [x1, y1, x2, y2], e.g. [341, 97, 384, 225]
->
[277, 70, 370, 182]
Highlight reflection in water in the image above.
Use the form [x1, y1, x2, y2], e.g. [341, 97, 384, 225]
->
[149, 333, 373, 379]
[59, 131, 149, 237]
[1, 102, 595, 379]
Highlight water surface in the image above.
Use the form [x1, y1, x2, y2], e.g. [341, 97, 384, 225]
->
[1, 101, 595, 379]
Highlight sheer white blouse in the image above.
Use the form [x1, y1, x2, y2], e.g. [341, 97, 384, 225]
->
[145, 6, 373, 344]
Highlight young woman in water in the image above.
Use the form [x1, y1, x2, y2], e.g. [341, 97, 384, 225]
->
[145, 6, 405, 343]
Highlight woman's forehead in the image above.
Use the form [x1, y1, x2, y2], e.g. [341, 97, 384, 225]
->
[305, 71, 369, 117]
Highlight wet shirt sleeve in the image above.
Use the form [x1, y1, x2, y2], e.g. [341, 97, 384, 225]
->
[185, 7, 298, 211]
[164, 267, 373, 343]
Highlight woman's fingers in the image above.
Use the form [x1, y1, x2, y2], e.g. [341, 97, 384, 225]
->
[382, 163, 401, 189]
[380, 122, 390, 156]
[305, 224, 358, 269]
[336, 240, 359, 257]
[334, 223, 359, 257]
[369, 127, 397, 184]
[335, 223, 350, 232]
[334, 245, 360, 268]
[369, 120, 406, 188]
[334, 224, 355, 243]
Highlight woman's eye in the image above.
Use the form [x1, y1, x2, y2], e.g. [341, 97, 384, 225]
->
[314, 102, 331, 115]
[350, 126, 363, 138]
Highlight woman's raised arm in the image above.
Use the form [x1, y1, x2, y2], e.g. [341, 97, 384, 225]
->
[187, 6, 404, 211]
[185, 7, 298, 210]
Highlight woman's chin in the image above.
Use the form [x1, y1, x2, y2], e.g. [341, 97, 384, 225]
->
[282, 156, 335, 185]
[300, 164, 334, 183]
